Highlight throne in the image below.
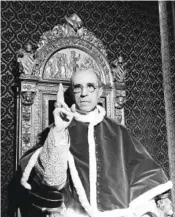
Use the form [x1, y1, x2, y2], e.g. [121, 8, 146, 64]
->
[16, 14, 127, 161]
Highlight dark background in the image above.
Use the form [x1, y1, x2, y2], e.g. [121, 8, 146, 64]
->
[1, 1, 173, 216]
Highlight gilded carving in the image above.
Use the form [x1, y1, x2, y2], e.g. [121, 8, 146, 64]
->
[22, 132, 30, 145]
[17, 14, 126, 156]
[21, 82, 36, 106]
[22, 112, 30, 122]
[21, 91, 36, 106]
[21, 105, 32, 155]
[17, 14, 112, 86]
[115, 90, 126, 109]
[112, 57, 127, 110]
[115, 109, 124, 124]
[43, 49, 102, 81]
[37, 14, 106, 56]
[17, 44, 36, 76]
[112, 56, 127, 88]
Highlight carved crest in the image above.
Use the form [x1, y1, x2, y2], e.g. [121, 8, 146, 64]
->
[16, 14, 127, 157]
[37, 13, 107, 56]
[112, 56, 127, 89]
[17, 14, 111, 84]
[17, 44, 36, 76]
[43, 48, 101, 80]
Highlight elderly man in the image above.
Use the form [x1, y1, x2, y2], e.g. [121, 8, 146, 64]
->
[11, 68, 173, 217]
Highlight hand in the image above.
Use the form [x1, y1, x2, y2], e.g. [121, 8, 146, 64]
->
[42, 205, 66, 217]
[32, 203, 66, 217]
[157, 198, 173, 217]
[35, 84, 76, 186]
[53, 83, 76, 133]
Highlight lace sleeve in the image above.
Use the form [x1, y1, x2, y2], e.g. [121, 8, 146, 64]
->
[35, 128, 70, 189]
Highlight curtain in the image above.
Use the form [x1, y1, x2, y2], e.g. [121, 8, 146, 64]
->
[159, 1, 175, 210]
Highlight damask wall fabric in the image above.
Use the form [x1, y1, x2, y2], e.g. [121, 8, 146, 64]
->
[1, 1, 171, 216]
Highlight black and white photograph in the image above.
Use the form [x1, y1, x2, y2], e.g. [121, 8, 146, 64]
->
[1, 1, 175, 217]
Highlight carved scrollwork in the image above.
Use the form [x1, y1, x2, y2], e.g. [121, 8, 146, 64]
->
[43, 48, 103, 82]
[21, 83, 36, 106]
[37, 14, 107, 56]
[21, 105, 32, 155]
[22, 111, 30, 122]
[115, 109, 124, 124]
[17, 13, 127, 156]
[38, 38, 111, 84]
[115, 90, 126, 109]
[17, 43, 40, 78]
[22, 132, 30, 145]
[17, 14, 111, 85]
[112, 56, 127, 89]
[21, 91, 36, 106]
[112, 56, 127, 110]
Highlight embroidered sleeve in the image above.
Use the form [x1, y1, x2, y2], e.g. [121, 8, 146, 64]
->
[35, 128, 70, 188]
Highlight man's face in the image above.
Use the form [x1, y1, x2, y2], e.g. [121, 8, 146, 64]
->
[72, 69, 102, 113]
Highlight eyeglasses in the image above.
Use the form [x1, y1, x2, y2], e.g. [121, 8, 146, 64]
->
[73, 83, 99, 93]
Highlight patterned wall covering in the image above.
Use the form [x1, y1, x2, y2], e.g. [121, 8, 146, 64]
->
[1, 1, 170, 216]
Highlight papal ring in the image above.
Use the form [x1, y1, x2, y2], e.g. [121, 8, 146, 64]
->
[54, 102, 61, 108]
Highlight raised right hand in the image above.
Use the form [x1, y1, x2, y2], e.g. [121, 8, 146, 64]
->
[37, 84, 76, 186]
[53, 83, 76, 133]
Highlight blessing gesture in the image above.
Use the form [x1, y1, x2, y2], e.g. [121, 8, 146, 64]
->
[53, 83, 76, 133]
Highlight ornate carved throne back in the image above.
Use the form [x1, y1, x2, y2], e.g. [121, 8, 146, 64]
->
[17, 14, 126, 160]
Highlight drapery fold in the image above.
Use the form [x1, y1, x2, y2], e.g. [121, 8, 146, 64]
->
[158, 1, 175, 209]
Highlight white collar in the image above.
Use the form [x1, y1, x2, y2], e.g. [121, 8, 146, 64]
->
[72, 105, 106, 124]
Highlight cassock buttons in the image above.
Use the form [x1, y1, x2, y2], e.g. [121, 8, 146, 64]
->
[97, 191, 100, 196]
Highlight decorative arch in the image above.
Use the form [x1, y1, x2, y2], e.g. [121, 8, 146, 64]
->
[16, 13, 127, 158]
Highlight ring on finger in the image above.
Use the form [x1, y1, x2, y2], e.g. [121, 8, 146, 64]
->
[54, 102, 62, 108]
